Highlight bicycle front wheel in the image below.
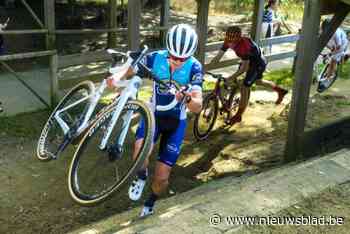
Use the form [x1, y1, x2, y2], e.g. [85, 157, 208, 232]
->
[36, 81, 94, 161]
[193, 94, 218, 140]
[68, 100, 154, 206]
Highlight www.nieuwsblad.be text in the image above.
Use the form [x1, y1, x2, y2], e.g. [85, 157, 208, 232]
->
[209, 214, 344, 226]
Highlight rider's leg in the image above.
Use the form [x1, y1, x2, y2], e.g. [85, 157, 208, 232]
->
[129, 119, 159, 201]
[255, 79, 288, 105]
[326, 58, 337, 79]
[141, 120, 186, 217]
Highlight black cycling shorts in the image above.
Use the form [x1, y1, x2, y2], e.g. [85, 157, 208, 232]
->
[243, 62, 266, 87]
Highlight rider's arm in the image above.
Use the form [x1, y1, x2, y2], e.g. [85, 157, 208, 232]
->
[177, 63, 203, 113]
[188, 64, 204, 113]
[107, 52, 155, 88]
[229, 59, 249, 80]
[211, 39, 230, 64]
[211, 49, 225, 64]
[186, 90, 202, 113]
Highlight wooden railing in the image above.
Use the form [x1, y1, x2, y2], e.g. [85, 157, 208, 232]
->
[205, 34, 300, 70]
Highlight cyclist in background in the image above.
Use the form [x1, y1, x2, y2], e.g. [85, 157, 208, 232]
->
[0, 18, 9, 55]
[107, 24, 203, 217]
[210, 26, 288, 125]
[319, 18, 349, 91]
[261, 0, 281, 54]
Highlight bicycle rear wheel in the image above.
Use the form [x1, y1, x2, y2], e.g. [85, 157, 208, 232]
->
[68, 100, 154, 206]
[36, 81, 94, 161]
[193, 94, 218, 140]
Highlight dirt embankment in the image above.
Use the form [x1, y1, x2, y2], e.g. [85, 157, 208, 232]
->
[1, 81, 349, 234]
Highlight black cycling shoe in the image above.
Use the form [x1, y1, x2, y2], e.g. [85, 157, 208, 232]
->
[108, 145, 123, 162]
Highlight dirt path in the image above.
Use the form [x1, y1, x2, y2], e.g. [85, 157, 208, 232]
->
[0, 98, 288, 234]
[2, 79, 349, 233]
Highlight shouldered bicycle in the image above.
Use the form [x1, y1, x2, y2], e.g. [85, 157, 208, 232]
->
[37, 46, 191, 206]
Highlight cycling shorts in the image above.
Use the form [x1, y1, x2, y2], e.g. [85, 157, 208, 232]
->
[136, 117, 187, 167]
[243, 61, 266, 87]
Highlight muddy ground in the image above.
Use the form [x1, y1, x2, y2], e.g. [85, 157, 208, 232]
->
[1, 3, 350, 234]
[1, 78, 350, 233]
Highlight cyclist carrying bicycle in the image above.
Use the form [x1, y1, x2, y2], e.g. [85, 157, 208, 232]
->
[210, 26, 288, 125]
[107, 24, 203, 217]
[318, 18, 349, 91]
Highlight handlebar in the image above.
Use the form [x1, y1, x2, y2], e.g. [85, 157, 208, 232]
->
[206, 72, 225, 80]
[108, 45, 192, 112]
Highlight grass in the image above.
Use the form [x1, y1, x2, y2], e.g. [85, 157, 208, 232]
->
[171, 0, 304, 22]
[263, 68, 294, 88]
[0, 110, 50, 138]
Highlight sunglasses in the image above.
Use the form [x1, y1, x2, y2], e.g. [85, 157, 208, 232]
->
[170, 55, 188, 63]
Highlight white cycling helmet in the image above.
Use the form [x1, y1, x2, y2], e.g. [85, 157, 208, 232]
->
[166, 24, 198, 59]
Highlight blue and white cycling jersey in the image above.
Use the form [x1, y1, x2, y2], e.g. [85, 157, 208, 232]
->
[138, 50, 204, 120]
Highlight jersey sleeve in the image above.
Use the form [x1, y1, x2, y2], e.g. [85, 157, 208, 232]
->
[190, 61, 204, 91]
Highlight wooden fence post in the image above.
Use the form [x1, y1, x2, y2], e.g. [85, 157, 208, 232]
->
[160, 0, 170, 46]
[50, 53, 59, 106]
[285, 0, 321, 162]
[127, 0, 141, 50]
[292, 29, 301, 75]
[251, 0, 264, 44]
[196, 0, 210, 64]
[44, 0, 56, 50]
[44, 0, 57, 107]
[108, 0, 117, 48]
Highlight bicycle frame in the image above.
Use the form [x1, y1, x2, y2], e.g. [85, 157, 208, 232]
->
[50, 45, 184, 157]
[54, 80, 107, 136]
[212, 78, 239, 112]
[97, 76, 142, 150]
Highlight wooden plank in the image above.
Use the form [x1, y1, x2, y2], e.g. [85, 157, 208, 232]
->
[0, 50, 56, 61]
[0, 29, 48, 34]
[316, 3, 350, 57]
[205, 58, 240, 71]
[21, 0, 44, 29]
[266, 51, 296, 62]
[208, 22, 252, 29]
[58, 51, 110, 68]
[108, 0, 117, 48]
[55, 28, 127, 34]
[205, 41, 222, 52]
[50, 54, 59, 106]
[251, 0, 265, 43]
[206, 34, 299, 52]
[160, 0, 170, 43]
[196, 0, 210, 64]
[285, 0, 321, 162]
[127, 0, 141, 50]
[302, 117, 350, 157]
[204, 51, 296, 70]
[59, 72, 108, 90]
[44, 0, 56, 50]
[259, 34, 299, 47]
